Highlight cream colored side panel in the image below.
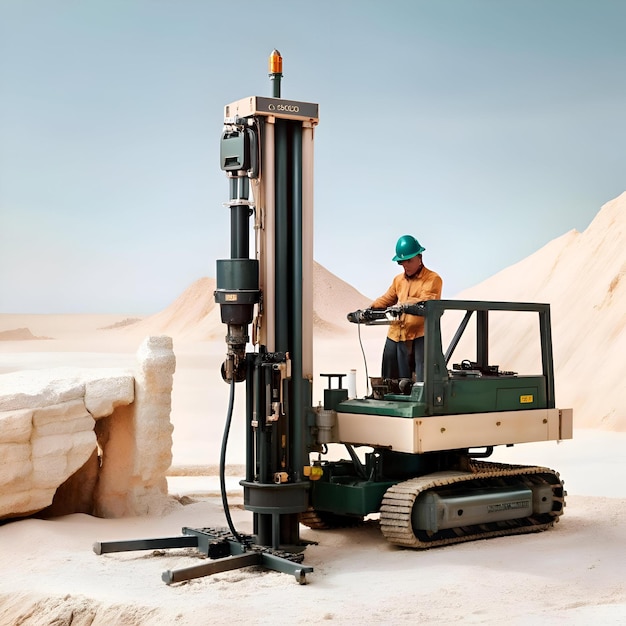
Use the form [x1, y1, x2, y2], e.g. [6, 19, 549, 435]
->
[336, 412, 415, 453]
[414, 409, 561, 452]
[335, 408, 570, 454]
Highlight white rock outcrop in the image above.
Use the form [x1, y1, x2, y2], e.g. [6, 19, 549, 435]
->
[94, 336, 176, 517]
[0, 336, 175, 520]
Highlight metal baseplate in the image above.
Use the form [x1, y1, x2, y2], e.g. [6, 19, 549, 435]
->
[93, 526, 313, 585]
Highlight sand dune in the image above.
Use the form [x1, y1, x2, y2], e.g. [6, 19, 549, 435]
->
[0, 328, 52, 341]
[118, 262, 372, 342]
[457, 191, 626, 430]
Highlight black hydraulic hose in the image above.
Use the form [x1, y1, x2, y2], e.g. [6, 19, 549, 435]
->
[356, 320, 371, 396]
[219, 376, 244, 544]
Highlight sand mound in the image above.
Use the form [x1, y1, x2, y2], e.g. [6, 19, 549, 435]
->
[313, 262, 372, 334]
[0, 328, 52, 341]
[119, 264, 371, 341]
[121, 277, 221, 341]
[457, 191, 626, 430]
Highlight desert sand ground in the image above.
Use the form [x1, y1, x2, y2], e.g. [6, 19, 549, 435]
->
[0, 313, 624, 625]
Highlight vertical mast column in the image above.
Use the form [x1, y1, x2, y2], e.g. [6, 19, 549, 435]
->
[221, 52, 319, 549]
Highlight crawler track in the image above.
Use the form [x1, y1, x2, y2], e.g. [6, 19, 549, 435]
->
[379, 461, 565, 548]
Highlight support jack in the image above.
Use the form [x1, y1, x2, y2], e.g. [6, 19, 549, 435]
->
[93, 527, 313, 585]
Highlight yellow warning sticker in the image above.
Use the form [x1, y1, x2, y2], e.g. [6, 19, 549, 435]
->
[520, 395, 533, 403]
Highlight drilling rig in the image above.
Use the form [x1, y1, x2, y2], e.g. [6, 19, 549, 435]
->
[95, 49, 320, 584]
[94, 52, 573, 585]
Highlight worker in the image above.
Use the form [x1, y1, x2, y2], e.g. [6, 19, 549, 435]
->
[370, 235, 442, 381]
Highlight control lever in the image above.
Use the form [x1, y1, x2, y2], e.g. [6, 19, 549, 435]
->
[347, 302, 426, 325]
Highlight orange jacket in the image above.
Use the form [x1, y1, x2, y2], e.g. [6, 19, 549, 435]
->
[370, 265, 443, 341]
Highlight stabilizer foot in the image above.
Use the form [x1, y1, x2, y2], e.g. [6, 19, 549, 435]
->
[94, 526, 313, 584]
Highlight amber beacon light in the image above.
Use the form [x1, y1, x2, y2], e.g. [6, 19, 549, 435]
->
[269, 49, 283, 97]
[269, 49, 283, 74]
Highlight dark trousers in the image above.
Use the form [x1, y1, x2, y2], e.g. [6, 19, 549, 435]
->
[381, 336, 425, 381]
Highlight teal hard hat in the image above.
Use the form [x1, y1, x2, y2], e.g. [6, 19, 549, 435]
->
[392, 235, 425, 262]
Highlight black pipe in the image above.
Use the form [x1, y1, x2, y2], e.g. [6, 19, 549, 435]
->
[220, 377, 243, 543]
[274, 118, 289, 352]
[229, 177, 250, 259]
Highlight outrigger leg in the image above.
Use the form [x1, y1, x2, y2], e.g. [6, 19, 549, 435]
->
[93, 526, 313, 585]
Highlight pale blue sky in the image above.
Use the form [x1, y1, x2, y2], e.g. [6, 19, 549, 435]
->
[1, 0, 625, 313]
